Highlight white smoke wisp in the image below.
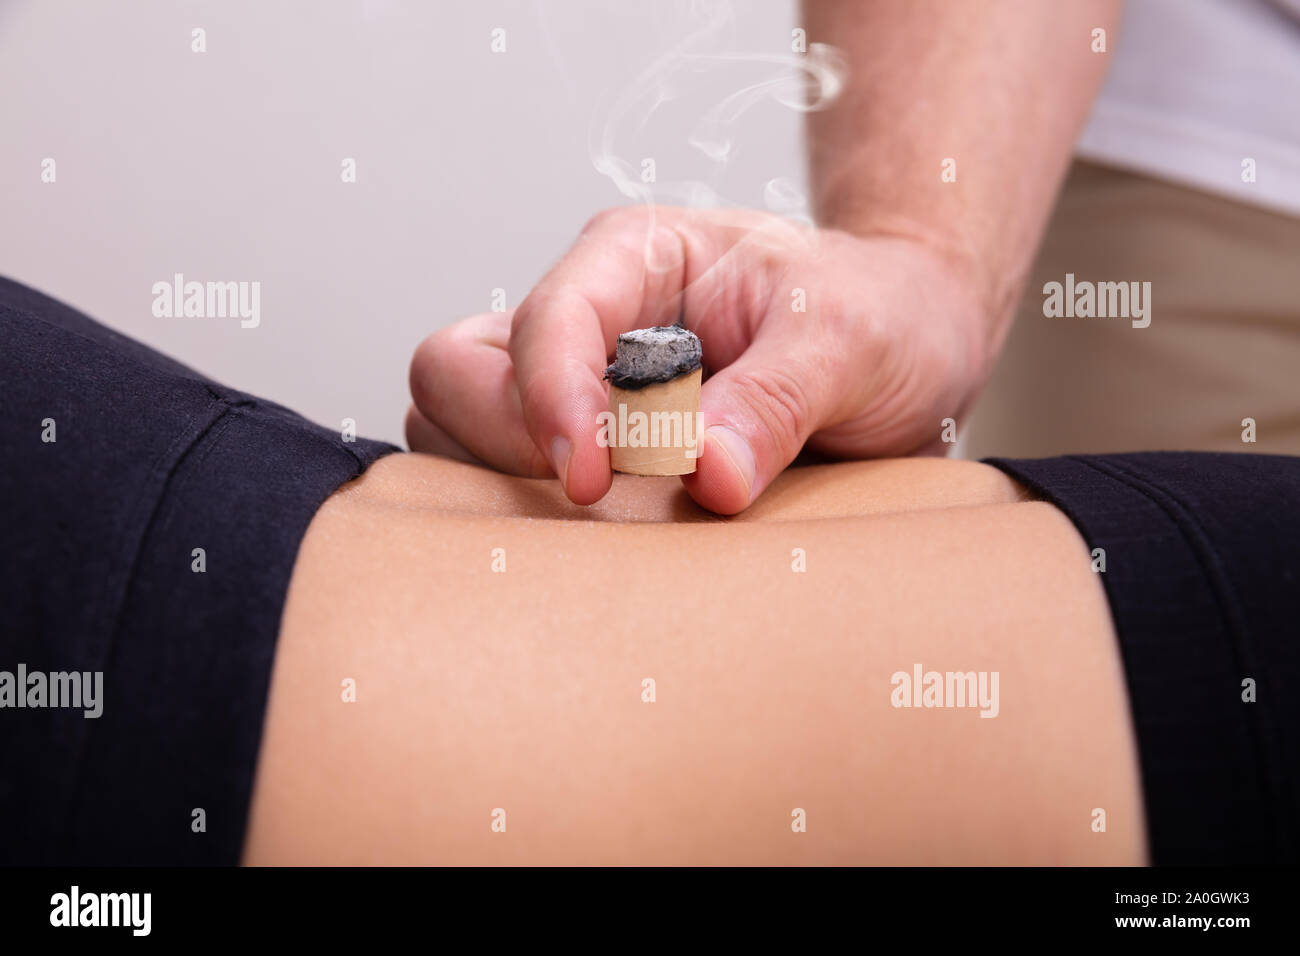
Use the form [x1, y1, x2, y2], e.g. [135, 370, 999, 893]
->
[589, 3, 848, 270]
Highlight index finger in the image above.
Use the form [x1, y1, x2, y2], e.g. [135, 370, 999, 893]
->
[509, 206, 689, 504]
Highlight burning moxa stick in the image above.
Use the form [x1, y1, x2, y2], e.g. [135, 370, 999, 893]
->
[602, 326, 703, 476]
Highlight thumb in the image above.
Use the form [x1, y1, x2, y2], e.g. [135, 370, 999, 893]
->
[681, 338, 837, 515]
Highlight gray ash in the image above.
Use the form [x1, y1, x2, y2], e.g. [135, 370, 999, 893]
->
[603, 326, 702, 390]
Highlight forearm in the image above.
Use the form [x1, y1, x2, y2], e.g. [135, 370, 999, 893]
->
[803, 0, 1120, 352]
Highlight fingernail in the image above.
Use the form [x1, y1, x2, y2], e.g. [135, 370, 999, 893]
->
[550, 435, 572, 488]
[707, 425, 756, 503]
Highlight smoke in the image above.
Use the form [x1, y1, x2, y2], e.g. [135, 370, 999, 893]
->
[589, 2, 846, 247]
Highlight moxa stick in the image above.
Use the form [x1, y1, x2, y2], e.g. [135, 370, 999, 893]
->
[603, 326, 703, 476]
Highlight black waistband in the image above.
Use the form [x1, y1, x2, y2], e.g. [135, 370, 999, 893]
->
[986, 452, 1300, 865]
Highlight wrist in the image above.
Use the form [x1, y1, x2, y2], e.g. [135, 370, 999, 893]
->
[833, 216, 1021, 380]
[842, 222, 1013, 374]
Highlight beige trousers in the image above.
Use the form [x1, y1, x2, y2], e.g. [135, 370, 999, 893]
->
[965, 161, 1300, 459]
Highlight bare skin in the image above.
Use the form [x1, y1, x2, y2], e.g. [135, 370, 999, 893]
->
[405, 1, 1121, 513]
[243, 454, 1146, 865]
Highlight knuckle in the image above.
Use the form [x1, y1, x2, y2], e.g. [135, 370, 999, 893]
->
[512, 371, 552, 426]
[511, 429, 554, 477]
[582, 205, 642, 235]
[408, 332, 442, 408]
[403, 404, 431, 449]
[409, 324, 464, 414]
[730, 365, 811, 456]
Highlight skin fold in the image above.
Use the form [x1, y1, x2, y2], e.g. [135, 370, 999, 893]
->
[243, 454, 1146, 865]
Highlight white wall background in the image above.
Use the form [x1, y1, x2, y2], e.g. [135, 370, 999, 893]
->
[0, 0, 806, 445]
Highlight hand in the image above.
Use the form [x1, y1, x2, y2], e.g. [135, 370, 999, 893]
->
[407, 205, 994, 514]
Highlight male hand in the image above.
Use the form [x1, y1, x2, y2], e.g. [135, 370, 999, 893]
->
[407, 205, 993, 514]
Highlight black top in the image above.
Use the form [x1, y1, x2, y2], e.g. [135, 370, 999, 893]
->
[0, 276, 398, 864]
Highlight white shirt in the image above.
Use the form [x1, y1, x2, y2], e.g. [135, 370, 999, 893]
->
[1076, 0, 1300, 216]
